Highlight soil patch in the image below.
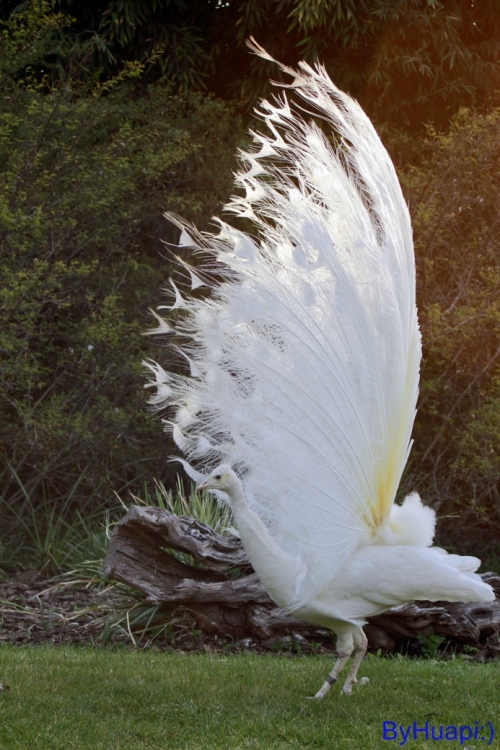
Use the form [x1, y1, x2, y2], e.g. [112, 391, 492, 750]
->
[0, 570, 113, 647]
[0, 571, 334, 654]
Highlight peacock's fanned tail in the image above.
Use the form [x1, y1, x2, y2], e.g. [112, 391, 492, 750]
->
[144, 48, 421, 609]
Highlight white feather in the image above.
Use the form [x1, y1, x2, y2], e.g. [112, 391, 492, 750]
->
[142, 360, 173, 406]
[374, 493, 436, 547]
[168, 279, 187, 310]
[178, 228, 197, 248]
[143, 308, 175, 337]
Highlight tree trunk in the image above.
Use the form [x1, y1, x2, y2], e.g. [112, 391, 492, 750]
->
[104, 505, 500, 650]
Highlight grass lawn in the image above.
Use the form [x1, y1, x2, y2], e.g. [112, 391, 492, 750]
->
[0, 646, 498, 749]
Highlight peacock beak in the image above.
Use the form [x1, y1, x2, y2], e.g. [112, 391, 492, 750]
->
[196, 479, 208, 491]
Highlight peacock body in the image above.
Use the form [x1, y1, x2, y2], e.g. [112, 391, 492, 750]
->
[144, 44, 494, 697]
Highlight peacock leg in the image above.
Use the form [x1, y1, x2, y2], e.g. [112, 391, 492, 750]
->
[340, 630, 368, 695]
[313, 645, 353, 700]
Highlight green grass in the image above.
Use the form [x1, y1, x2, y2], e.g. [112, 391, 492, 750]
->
[131, 477, 234, 535]
[0, 647, 499, 749]
[0, 472, 233, 577]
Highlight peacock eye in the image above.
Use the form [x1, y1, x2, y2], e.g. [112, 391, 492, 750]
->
[214, 474, 222, 480]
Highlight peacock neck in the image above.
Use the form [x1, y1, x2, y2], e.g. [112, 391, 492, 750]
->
[225, 476, 248, 510]
[224, 475, 299, 610]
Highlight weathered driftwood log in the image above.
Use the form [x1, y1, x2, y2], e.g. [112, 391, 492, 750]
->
[104, 506, 500, 648]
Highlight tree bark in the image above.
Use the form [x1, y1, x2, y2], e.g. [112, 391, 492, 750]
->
[104, 505, 500, 649]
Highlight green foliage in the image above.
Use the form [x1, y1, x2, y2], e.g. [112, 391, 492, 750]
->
[216, 0, 500, 127]
[416, 628, 446, 659]
[131, 477, 234, 535]
[398, 106, 500, 543]
[0, 465, 233, 575]
[364, 0, 500, 127]
[0, 5, 244, 539]
[102, 2, 212, 92]
[0, 496, 109, 574]
[8, 0, 496, 130]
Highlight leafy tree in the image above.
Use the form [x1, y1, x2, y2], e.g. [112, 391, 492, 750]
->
[2, 0, 497, 130]
[399, 107, 500, 548]
[0, 4, 243, 533]
[363, 0, 500, 128]
[230, 0, 500, 128]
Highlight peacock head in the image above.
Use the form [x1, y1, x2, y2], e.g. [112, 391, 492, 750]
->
[196, 463, 236, 493]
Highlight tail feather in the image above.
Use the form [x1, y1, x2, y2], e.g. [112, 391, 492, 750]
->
[148, 53, 429, 609]
[373, 492, 435, 547]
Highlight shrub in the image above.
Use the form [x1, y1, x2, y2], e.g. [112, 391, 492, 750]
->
[0, 4, 243, 544]
[399, 107, 500, 548]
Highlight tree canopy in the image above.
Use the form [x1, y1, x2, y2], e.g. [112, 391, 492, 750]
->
[2, 0, 498, 129]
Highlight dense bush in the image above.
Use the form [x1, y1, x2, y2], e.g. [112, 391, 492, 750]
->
[0, 5, 243, 538]
[398, 108, 500, 549]
[2, 4, 500, 564]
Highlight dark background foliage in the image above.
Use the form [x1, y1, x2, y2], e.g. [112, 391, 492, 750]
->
[0, 4, 244, 549]
[401, 109, 500, 552]
[1, 1, 499, 563]
[2, 0, 499, 127]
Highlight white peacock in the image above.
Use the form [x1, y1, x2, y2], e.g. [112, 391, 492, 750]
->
[144, 42, 494, 699]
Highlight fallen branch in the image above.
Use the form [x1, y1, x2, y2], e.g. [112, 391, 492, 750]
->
[104, 506, 500, 649]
